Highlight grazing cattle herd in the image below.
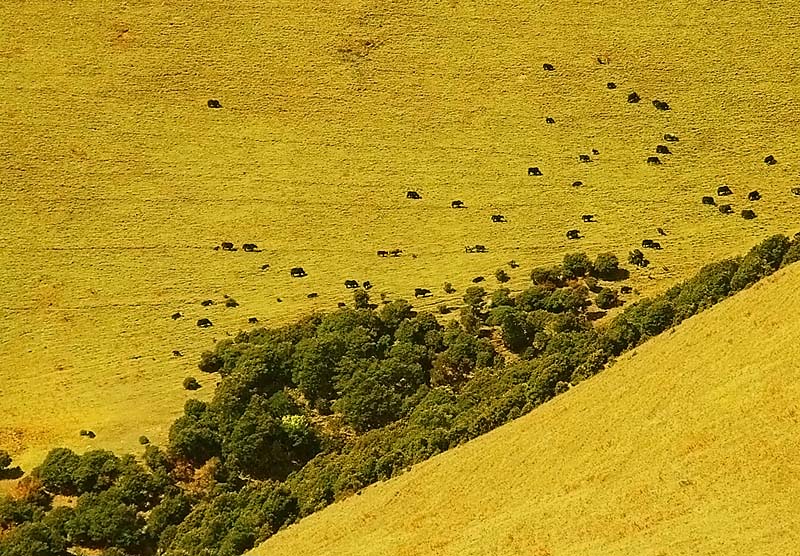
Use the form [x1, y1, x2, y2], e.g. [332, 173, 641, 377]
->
[174, 61, 799, 343]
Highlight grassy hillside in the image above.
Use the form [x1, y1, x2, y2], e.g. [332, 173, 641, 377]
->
[252, 261, 800, 556]
[2, 0, 800, 462]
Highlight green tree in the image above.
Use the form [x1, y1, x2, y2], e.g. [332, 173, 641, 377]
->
[0, 521, 69, 556]
[562, 253, 593, 279]
[592, 252, 620, 280]
[595, 288, 618, 309]
[37, 448, 80, 495]
[65, 489, 145, 550]
[530, 265, 563, 287]
[494, 269, 510, 283]
[353, 289, 370, 310]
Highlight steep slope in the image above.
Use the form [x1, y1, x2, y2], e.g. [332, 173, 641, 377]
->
[253, 262, 800, 556]
[3, 0, 800, 460]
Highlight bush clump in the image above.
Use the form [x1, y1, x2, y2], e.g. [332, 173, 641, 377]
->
[183, 377, 201, 391]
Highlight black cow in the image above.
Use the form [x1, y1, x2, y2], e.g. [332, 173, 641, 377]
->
[248, 317, 259, 324]
[656, 145, 671, 154]
[792, 187, 800, 196]
[566, 229, 580, 240]
[172, 350, 183, 357]
[337, 302, 346, 308]
[764, 155, 777, 165]
[242, 243, 258, 252]
[414, 288, 432, 298]
[719, 204, 733, 214]
[717, 185, 732, 196]
[628, 92, 641, 103]
[702, 196, 716, 205]
[363, 281, 372, 290]
[592, 148, 600, 155]
[406, 190, 422, 199]
[543, 63, 555, 71]
[171, 312, 182, 320]
[572, 180, 583, 187]
[748, 190, 761, 201]
[579, 154, 591, 163]
[491, 214, 507, 223]
[650, 242, 662, 250]
[389, 249, 403, 257]
[528, 167, 543, 176]
[642, 239, 654, 248]
[545, 117, 556, 124]
[377, 250, 388, 257]
[344, 280, 359, 289]
[474, 245, 487, 253]
[261, 263, 270, 270]
[652, 99, 670, 111]
[647, 156, 661, 165]
[657, 227, 667, 236]
[508, 260, 520, 268]
[207, 99, 222, 109]
[290, 267, 307, 277]
[472, 276, 485, 283]
[607, 82, 617, 89]
[664, 133, 679, 142]
[200, 299, 214, 306]
[221, 242, 235, 251]
[582, 214, 595, 222]
[307, 292, 318, 298]
[212, 245, 220, 251]
[621, 285, 633, 294]
[451, 200, 465, 208]
[197, 318, 213, 328]
[741, 209, 757, 220]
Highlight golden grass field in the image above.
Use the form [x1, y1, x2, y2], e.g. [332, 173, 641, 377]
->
[2, 0, 800, 467]
[252, 261, 800, 556]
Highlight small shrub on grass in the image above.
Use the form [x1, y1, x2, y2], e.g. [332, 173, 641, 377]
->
[182, 377, 201, 391]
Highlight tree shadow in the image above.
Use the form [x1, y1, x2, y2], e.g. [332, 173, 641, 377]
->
[586, 310, 607, 322]
[607, 267, 631, 281]
[0, 466, 24, 480]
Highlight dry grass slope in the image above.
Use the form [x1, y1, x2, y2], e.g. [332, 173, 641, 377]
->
[2, 0, 800, 463]
[252, 262, 800, 556]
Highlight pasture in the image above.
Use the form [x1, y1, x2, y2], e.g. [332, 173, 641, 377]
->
[1, 0, 800, 464]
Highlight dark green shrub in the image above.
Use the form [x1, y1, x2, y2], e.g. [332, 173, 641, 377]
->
[353, 289, 370, 309]
[0, 521, 69, 556]
[595, 288, 618, 309]
[138, 436, 149, 446]
[562, 253, 593, 279]
[462, 286, 487, 309]
[593, 252, 620, 279]
[443, 282, 456, 294]
[530, 265, 563, 287]
[37, 448, 81, 495]
[0, 449, 11, 471]
[183, 377, 201, 390]
[65, 489, 145, 550]
[198, 351, 223, 374]
[628, 249, 648, 267]
[495, 269, 510, 283]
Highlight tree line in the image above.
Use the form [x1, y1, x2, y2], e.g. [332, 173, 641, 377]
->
[1, 234, 798, 556]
